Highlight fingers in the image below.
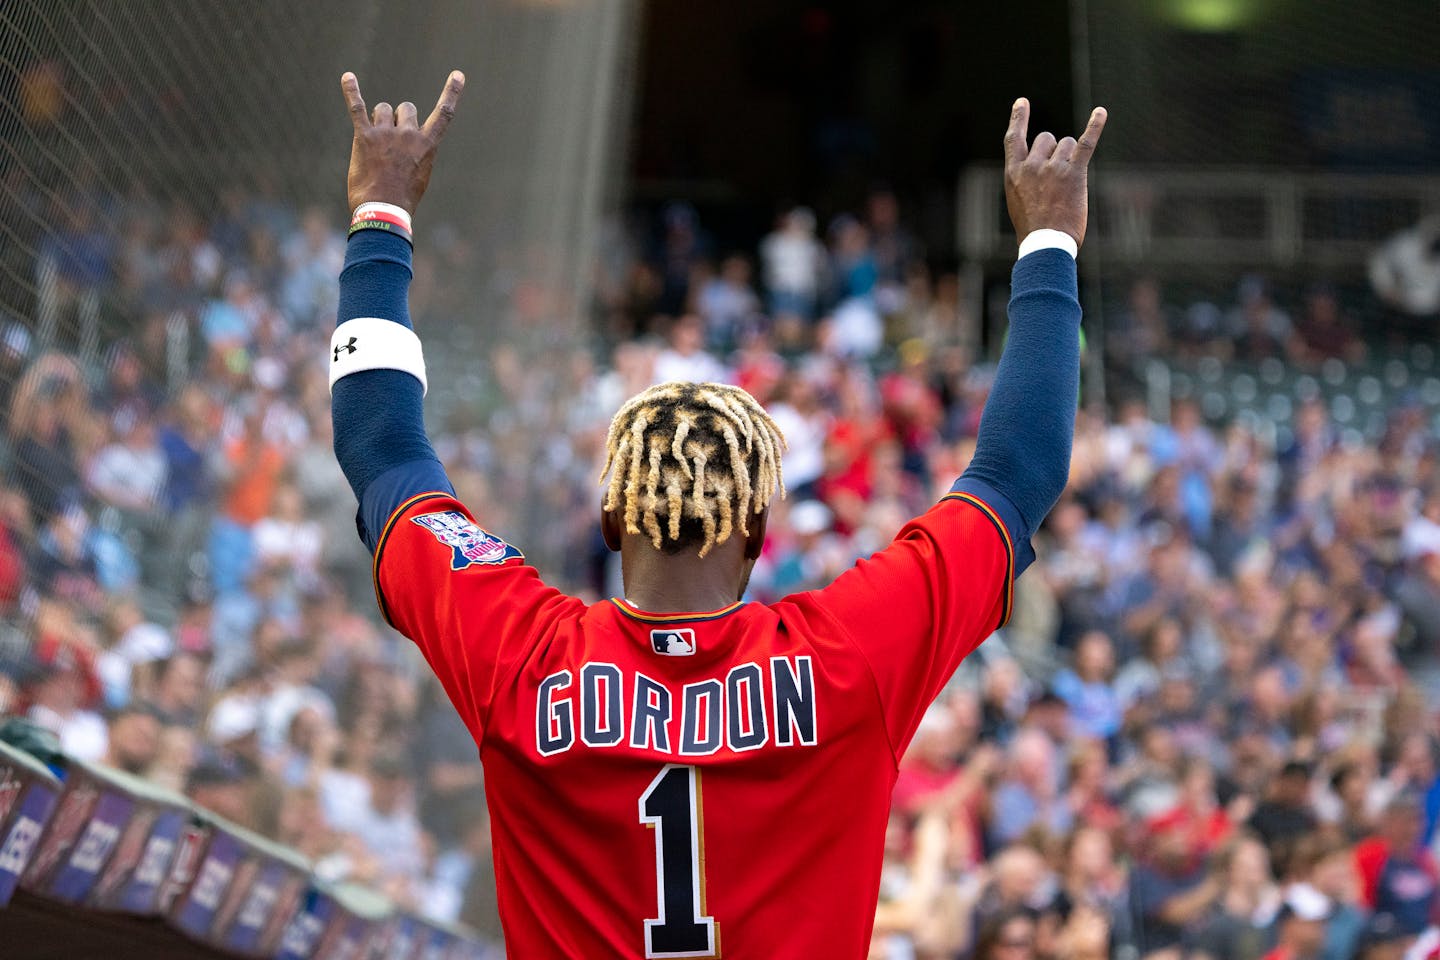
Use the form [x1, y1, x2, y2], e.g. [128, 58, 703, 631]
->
[372, 102, 394, 127]
[423, 69, 466, 140]
[341, 72, 369, 131]
[1005, 101, 1108, 165]
[396, 101, 418, 129]
[1030, 130, 1058, 162]
[1073, 107, 1108, 165]
[1004, 97, 1030, 164]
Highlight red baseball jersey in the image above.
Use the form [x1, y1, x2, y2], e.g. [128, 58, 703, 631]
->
[374, 488, 1014, 958]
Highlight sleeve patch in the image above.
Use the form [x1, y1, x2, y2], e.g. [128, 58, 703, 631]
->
[412, 511, 523, 569]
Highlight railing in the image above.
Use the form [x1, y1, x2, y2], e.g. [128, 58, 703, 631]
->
[959, 165, 1440, 272]
[0, 739, 493, 960]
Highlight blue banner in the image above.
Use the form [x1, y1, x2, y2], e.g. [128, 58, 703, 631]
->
[0, 783, 58, 905]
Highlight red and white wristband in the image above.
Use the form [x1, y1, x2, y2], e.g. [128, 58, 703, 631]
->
[348, 201, 413, 245]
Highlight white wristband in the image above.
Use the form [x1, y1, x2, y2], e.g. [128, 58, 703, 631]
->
[328, 317, 428, 396]
[1018, 229, 1078, 261]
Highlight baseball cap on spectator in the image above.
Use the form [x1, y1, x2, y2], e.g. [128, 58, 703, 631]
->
[1278, 883, 1333, 923]
[117, 621, 174, 665]
[371, 750, 411, 780]
[186, 748, 255, 789]
[1385, 787, 1424, 815]
[0, 655, 46, 689]
[207, 696, 262, 745]
[1280, 759, 1313, 781]
[1405, 522, 1440, 560]
[1238, 274, 1270, 305]
[1361, 913, 1409, 951]
[789, 501, 832, 536]
[253, 356, 285, 391]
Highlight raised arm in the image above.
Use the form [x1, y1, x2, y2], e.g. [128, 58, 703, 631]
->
[953, 98, 1108, 572]
[799, 100, 1107, 758]
[329, 72, 575, 742]
[330, 71, 466, 552]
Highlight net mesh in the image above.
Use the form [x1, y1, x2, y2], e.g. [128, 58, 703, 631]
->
[1072, 0, 1440, 418]
[0, 0, 634, 933]
[1079, 0, 1440, 169]
[0, 0, 636, 599]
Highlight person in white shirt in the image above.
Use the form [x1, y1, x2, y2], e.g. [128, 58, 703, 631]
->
[252, 483, 325, 580]
[766, 372, 829, 497]
[27, 662, 108, 761]
[760, 206, 825, 320]
[87, 409, 167, 516]
[651, 313, 730, 385]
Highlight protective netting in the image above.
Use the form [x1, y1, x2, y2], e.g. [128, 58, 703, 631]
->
[1067, 0, 1440, 422]
[1078, 0, 1440, 169]
[0, 0, 637, 591]
[0, 0, 634, 939]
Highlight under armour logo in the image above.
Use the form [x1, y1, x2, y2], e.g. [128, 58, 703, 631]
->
[333, 337, 357, 362]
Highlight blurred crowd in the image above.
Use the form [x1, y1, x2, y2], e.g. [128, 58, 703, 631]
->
[0, 185, 1438, 960]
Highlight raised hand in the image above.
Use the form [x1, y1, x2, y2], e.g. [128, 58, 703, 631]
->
[340, 70, 466, 216]
[1003, 99, 1107, 248]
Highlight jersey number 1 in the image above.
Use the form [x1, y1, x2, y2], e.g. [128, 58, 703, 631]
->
[639, 764, 717, 958]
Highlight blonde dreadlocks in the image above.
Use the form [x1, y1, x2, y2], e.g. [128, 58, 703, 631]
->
[599, 381, 787, 558]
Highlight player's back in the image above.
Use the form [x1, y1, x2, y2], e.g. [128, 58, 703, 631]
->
[480, 595, 894, 958]
[377, 489, 1013, 958]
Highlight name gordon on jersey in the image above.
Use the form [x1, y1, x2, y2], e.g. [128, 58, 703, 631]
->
[535, 655, 817, 757]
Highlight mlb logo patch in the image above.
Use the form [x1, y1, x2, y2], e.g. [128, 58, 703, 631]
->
[412, 511, 523, 571]
[650, 628, 696, 656]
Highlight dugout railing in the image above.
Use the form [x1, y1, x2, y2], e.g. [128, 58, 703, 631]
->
[0, 735, 493, 960]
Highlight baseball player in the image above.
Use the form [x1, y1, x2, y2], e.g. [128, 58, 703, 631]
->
[330, 69, 1104, 958]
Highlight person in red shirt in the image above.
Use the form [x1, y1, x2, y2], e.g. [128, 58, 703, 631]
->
[1354, 792, 1440, 939]
[329, 70, 1105, 958]
[1146, 758, 1236, 868]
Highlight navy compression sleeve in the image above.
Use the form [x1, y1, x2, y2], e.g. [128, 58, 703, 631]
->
[952, 247, 1080, 575]
[332, 229, 453, 552]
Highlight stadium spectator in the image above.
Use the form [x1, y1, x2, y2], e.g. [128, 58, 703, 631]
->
[3, 180, 1440, 957]
[87, 408, 167, 520]
[1230, 275, 1292, 360]
[148, 650, 208, 727]
[1354, 792, 1440, 939]
[651, 312, 729, 385]
[1261, 884, 1334, 960]
[865, 188, 920, 292]
[1188, 834, 1283, 960]
[988, 727, 1072, 846]
[1293, 285, 1365, 366]
[186, 749, 260, 830]
[1050, 630, 1122, 744]
[760, 206, 825, 320]
[973, 907, 1040, 960]
[1250, 761, 1322, 870]
[26, 658, 107, 760]
[101, 703, 161, 775]
[1297, 835, 1368, 960]
[695, 253, 762, 353]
